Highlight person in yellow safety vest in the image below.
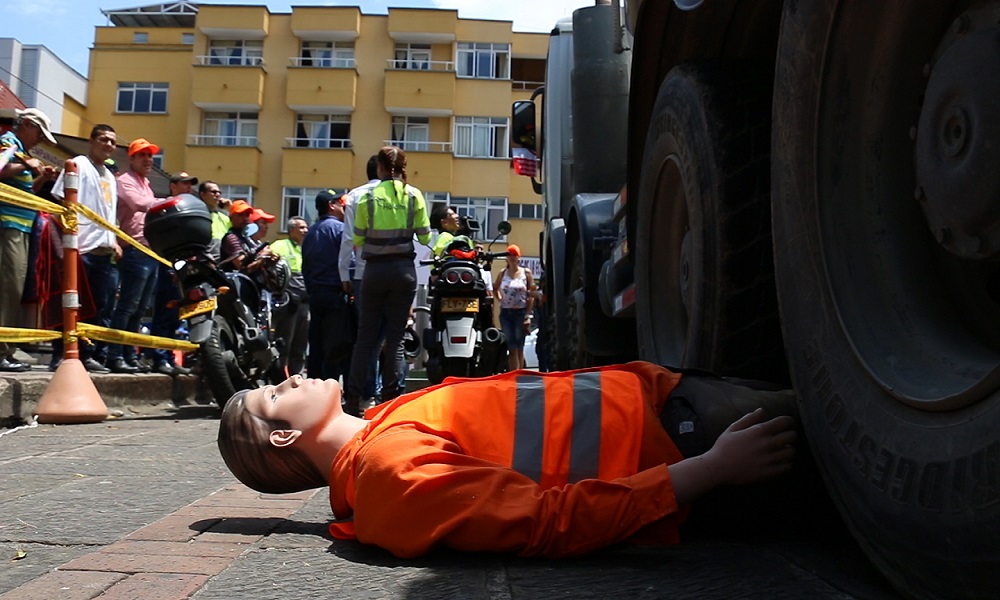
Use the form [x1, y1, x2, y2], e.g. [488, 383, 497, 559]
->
[270, 216, 309, 376]
[345, 146, 431, 415]
[198, 180, 231, 260]
[217, 361, 798, 558]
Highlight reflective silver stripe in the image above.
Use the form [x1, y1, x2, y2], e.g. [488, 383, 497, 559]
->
[512, 375, 546, 483]
[365, 227, 414, 240]
[406, 188, 415, 230]
[363, 242, 415, 257]
[569, 372, 602, 483]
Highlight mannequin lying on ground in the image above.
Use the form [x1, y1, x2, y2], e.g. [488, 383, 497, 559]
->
[217, 361, 797, 558]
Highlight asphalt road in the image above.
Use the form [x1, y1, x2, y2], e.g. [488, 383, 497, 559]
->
[0, 405, 903, 599]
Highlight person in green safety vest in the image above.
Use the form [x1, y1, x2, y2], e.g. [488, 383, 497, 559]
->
[270, 216, 309, 376]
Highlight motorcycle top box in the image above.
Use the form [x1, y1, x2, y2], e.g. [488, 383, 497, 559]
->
[145, 193, 212, 260]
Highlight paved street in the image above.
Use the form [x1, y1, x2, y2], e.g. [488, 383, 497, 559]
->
[1, 403, 903, 599]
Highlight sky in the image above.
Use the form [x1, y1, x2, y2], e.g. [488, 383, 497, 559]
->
[1, 0, 597, 76]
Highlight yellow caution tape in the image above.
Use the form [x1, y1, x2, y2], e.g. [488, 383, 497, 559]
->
[77, 323, 199, 351]
[0, 327, 61, 343]
[0, 181, 67, 214]
[75, 204, 171, 267]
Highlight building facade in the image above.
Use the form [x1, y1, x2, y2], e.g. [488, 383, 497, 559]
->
[0, 38, 88, 134]
[84, 1, 547, 262]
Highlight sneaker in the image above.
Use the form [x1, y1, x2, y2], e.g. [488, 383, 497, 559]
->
[0, 358, 31, 372]
[82, 358, 111, 374]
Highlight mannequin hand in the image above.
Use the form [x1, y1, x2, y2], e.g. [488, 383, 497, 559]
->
[702, 409, 797, 486]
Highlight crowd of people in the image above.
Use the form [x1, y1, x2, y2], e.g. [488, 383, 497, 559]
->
[0, 109, 546, 401]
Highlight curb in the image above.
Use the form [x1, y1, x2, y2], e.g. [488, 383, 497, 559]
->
[0, 370, 209, 420]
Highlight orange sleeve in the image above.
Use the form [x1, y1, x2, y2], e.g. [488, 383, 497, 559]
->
[350, 428, 681, 559]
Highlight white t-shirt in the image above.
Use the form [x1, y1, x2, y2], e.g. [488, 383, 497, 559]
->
[51, 155, 118, 254]
[338, 179, 380, 283]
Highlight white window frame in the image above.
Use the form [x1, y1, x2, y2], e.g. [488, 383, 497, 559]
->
[394, 43, 432, 70]
[116, 82, 169, 114]
[219, 185, 254, 205]
[454, 116, 509, 159]
[282, 186, 329, 226]
[291, 114, 352, 149]
[456, 42, 510, 79]
[208, 39, 264, 66]
[297, 41, 355, 68]
[390, 116, 430, 152]
[448, 196, 508, 242]
[509, 203, 543, 220]
[200, 112, 259, 147]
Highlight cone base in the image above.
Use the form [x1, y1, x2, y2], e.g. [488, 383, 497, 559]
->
[34, 358, 108, 424]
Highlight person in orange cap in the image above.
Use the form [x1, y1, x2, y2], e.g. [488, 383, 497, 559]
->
[106, 137, 162, 373]
[250, 207, 276, 242]
[221, 199, 270, 272]
[493, 243, 535, 371]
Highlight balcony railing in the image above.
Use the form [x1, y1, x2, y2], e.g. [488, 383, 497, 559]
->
[194, 55, 265, 67]
[190, 135, 259, 147]
[285, 138, 353, 149]
[288, 57, 356, 68]
[385, 140, 452, 153]
[385, 59, 455, 72]
[512, 80, 544, 91]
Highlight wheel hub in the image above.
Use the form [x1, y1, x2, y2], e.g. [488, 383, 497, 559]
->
[915, 18, 1000, 260]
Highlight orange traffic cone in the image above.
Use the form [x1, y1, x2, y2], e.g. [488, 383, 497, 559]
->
[34, 358, 108, 424]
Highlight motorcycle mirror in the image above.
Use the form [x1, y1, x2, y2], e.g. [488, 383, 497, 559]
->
[497, 221, 512, 235]
[245, 222, 260, 238]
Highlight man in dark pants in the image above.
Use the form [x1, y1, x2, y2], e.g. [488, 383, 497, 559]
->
[302, 190, 352, 383]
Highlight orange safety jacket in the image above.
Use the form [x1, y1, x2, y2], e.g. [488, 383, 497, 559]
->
[328, 361, 689, 558]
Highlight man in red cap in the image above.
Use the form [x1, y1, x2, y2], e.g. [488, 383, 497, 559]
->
[249, 207, 275, 243]
[106, 138, 162, 373]
[221, 199, 270, 272]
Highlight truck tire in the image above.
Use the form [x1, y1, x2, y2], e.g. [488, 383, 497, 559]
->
[566, 242, 594, 368]
[634, 62, 786, 382]
[772, 2, 1000, 598]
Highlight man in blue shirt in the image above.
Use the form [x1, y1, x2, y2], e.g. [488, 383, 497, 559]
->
[302, 189, 353, 382]
[0, 108, 58, 371]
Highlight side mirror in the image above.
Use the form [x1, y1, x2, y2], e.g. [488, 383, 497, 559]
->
[497, 220, 512, 235]
[245, 222, 260, 238]
[511, 100, 537, 154]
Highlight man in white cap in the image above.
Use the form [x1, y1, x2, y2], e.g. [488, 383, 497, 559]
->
[0, 107, 58, 372]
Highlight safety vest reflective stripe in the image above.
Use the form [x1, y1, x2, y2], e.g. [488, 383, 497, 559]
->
[362, 187, 418, 257]
[512, 372, 603, 484]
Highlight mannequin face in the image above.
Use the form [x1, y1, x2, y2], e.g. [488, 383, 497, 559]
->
[244, 375, 343, 437]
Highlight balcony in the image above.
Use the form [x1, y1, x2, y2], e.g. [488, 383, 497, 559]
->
[386, 140, 452, 154]
[452, 158, 511, 197]
[191, 64, 265, 110]
[281, 147, 354, 188]
[185, 143, 262, 188]
[286, 67, 357, 112]
[197, 5, 268, 38]
[403, 150, 454, 193]
[454, 77, 514, 116]
[290, 7, 360, 41]
[384, 67, 456, 116]
[387, 8, 457, 44]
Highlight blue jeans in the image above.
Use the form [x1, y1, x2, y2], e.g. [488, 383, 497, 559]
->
[306, 286, 353, 381]
[107, 246, 159, 362]
[144, 262, 180, 366]
[500, 307, 528, 350]
[52, 252, 119, 362]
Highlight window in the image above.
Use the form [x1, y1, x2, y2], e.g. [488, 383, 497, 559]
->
[116, 82, 168, 114]
[208, 39, 264, 66]
[390, 116, 430, 152]
[293, 114, 351, 149]
[457, 43, 510, 79]
[454, 116, 509, 158]
[509, 203, 543, 220]
[450, 196, 507, 241]
[152, 151, 164, 170]
[133, 32, 149, 44]
[220, 185, 254, 205]
[201, 112, 259, 146]
[394, 43, 431, 70]
[181, 33, 195, 45]
[299, 41, 355, 68]
[282, 187, 328, 226]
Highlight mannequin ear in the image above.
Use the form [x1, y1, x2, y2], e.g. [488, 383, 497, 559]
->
[269, 429, 302, 448]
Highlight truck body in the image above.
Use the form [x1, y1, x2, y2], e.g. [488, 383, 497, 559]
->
[514, 1, 1000, 598]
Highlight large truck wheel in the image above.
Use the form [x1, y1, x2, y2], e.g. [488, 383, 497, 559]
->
[634, 62, 786, 382]
[772, 2, 1000, 597]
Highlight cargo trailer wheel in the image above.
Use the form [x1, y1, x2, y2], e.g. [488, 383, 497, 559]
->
[773, 1, 1000, 598]
[634, 62, 785, 382]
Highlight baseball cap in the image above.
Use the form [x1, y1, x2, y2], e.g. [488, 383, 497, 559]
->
[229, 199, 254, 216]
[16, 108, 56, 144]
[128, 137, 160, 157]
[250, 207, 275, 223]
[170, 171, 198, 185]
[507, 244, 522, 257]
[315, 189, 346, 206]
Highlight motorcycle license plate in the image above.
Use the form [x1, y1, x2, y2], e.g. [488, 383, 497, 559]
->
[179, 296, 217, 320]
[441, 297, 479, 313]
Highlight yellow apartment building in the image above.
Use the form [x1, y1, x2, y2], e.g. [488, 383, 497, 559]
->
[84, 1, 547, 266]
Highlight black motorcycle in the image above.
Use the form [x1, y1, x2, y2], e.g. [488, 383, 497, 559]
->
[418, 220, 512, 384]
[145, 194, 286, 407]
